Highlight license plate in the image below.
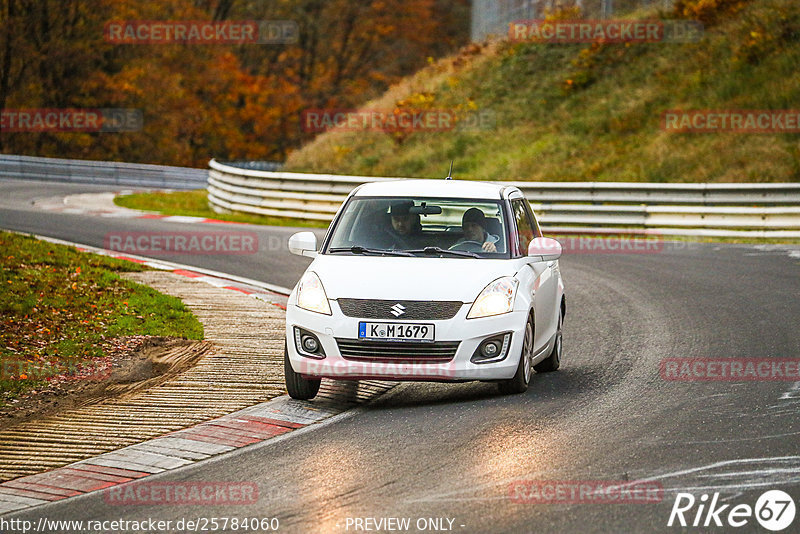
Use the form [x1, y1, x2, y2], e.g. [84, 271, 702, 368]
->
[358, 322, 434, 342]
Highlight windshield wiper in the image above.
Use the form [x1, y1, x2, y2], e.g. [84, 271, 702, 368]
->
[406, 247, 479, 258]
[328, 246, 413, 257]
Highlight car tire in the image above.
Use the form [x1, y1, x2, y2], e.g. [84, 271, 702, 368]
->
[534, 311, 562, 373]
[498, 314, 534, 395]
[284, 343, 321, 400]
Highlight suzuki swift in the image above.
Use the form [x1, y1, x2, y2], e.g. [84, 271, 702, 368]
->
[284, 179, 565, 399]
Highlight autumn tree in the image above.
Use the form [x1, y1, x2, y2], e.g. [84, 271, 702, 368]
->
[0, 0, 469, 165]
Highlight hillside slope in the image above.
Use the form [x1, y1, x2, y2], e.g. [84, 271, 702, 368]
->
[285, 0, 800, 182]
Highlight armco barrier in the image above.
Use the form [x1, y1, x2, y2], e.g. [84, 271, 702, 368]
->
[208, 159, 800, 238]
[0, 154, 206, 190]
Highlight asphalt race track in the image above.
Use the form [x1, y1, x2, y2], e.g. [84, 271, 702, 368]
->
[1, 179, 799, 533]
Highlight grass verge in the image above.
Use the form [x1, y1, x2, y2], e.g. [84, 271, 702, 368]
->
[285, 0, 800, 183]
[114, 190, 329, 229]
[0, 231, 204, 407]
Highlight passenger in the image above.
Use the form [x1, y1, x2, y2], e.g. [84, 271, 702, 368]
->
[453, 208, 499, 252]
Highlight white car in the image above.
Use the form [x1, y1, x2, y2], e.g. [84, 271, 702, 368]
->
[284, 179, 565, 400]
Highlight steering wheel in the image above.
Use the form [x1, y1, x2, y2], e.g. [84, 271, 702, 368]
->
[448, 240, 484, 252]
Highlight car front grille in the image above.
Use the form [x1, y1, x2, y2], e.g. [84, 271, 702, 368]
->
[336, 299, 463, 320]
[335, 339, 460, 363]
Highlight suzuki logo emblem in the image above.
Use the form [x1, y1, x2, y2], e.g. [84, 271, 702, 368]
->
[390, 303, 406, 317]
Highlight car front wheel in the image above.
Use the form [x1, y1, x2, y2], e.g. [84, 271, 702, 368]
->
[498, 314, 534, 395]
[284, 343, 321, 400]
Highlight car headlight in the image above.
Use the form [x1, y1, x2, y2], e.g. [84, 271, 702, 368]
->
[467, 277, 519, 319]
[296, 271, 332, 315]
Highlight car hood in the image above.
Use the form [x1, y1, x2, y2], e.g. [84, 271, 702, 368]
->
[307, 255, 517, 301]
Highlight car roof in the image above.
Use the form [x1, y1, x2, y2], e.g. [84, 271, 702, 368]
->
[352, 179, 520, 200]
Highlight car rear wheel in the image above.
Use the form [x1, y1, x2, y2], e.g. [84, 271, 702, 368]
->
[284, 343, 321, 400]
[498, 314, 534, 395]
[534, 312, 562, 373]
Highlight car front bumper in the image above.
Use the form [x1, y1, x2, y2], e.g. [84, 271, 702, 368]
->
[285, 301, 527, 382]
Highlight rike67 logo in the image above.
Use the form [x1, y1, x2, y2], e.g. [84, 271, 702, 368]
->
[668, 490, 796, 531]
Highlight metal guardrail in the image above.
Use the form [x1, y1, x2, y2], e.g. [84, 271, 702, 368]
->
[221, 160, 284, 172]
[208, 159, 800, 238]
[0, 154, 206, 189]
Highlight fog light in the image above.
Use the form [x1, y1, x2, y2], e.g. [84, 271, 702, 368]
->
[302, 335, 319, 353]
[471, 332, 512, 364]
[293, 327, 325, 359]
[481, 341, 500, 358]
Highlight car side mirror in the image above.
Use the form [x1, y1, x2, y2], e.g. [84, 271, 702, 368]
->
[288, 231, 318, 258]
[528, 237, 562, 261]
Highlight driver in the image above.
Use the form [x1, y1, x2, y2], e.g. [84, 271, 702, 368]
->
[454, 208, 499, 252]
[385, 201, 423, 249]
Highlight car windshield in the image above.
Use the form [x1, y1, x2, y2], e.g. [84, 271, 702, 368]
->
[325, 197, 509, 258]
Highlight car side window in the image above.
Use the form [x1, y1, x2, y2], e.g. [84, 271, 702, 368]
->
[524, 199, 543, 238]
[511, 199, 536, 256]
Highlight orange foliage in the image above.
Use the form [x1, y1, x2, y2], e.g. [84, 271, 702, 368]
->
[673, 0, 753, 25]
[0, 0, 469, 166]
